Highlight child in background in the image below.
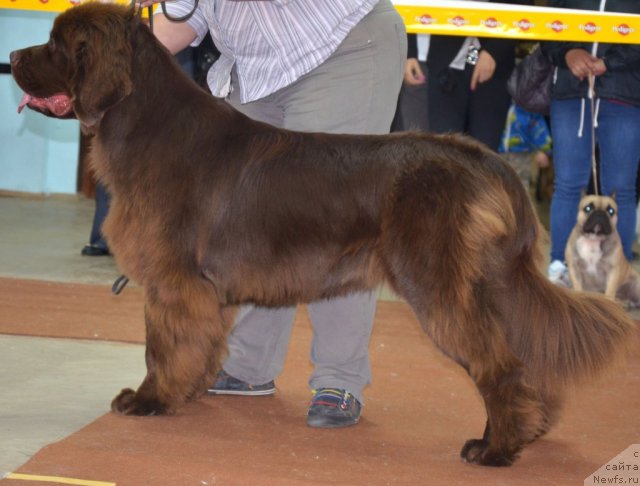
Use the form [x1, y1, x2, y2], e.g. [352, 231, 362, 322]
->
[499, 102, 552, 193]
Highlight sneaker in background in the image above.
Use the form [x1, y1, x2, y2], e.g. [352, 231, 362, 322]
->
[548, 259, 571, 288]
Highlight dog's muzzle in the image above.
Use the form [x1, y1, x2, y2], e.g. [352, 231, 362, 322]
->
[583, 210, 613, 236]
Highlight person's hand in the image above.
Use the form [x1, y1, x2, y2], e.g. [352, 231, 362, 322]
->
[403, 58, 426, 86]
[136, 0, 159, 7]
[590, 58, 607, 77]
[565, 49, 599, 80]
[470, 50, 495, 91]
[533, 151, 550, 169]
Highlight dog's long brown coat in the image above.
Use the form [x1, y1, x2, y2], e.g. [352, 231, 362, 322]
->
[11, 3, 634, 467]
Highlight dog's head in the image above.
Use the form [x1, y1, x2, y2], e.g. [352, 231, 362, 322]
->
[576, 193, 618, 237]
[10, 2, 138, 128]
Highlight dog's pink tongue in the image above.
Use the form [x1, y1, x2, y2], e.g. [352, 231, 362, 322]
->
[17, 93, 33, 114]
[17, 93, 72, 116]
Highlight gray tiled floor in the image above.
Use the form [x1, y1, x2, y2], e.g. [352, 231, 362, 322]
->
[0, 335, 144, 475]
[0, 195, 119, 285]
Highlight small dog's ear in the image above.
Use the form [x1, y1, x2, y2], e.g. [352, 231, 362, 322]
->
[610, 189, 617, 201]
[69, 20, 133, 127]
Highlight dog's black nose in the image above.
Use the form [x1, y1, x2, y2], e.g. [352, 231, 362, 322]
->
[9, 51, 20, 66]
[584, 210, 612, 236]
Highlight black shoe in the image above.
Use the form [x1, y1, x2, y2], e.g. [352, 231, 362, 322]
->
[81, 244, 110, 256]
[207, 370, 276, 396]
[306, 388, 361, 428]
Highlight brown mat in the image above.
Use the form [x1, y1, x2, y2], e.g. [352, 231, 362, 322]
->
[0, 278, 145, 343]
[1, 278, 639, 485]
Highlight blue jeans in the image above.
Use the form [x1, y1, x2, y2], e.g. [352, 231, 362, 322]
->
[89, 182, 111, 250]
[550, 98, 640, 262]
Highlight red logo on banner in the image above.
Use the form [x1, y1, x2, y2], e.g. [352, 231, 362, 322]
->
[582, 22, 599, 34]
[417, 14, 436, 25]
[515, 19, 534, 31]
[483, 17, 500, 28]
[450, 16, 467, 27]
[615, 23, 633, 36]
[550, 20, 567, 32]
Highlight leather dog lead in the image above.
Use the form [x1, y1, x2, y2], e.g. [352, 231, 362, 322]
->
[589, 0, 607, 197]
[134, 0, 199, 32]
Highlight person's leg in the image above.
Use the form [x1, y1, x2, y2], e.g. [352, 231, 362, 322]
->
[208, 72, 293, 392]
[221, 305, 297, 386]
[306, 292, 377, 403]
[467, 71, 512, 151]
[392, 60, 429, 132]
[279, 0, 406, 136]
[272, 0, 405, 409]
[82, 181, 111, 255]
[596, 99, 640, 260]
[213, 1, 405, 423]
[549, 98, 593, 263]
[427, 67, 468, 136]
[502, 152, 533, 189]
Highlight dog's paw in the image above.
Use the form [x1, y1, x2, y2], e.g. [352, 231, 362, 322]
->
[110, 388, 172, 416]
[460, 439, 516, 467]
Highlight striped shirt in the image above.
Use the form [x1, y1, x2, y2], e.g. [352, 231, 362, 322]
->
[166, 0, 380, 103]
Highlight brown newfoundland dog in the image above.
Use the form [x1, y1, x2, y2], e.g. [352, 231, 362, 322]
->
[11, 2, 634, 466]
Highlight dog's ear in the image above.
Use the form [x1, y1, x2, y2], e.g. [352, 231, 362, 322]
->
[610, 189, 617, 201]
[68, 19, 134, 127]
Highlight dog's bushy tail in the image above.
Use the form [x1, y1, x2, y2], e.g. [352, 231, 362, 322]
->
[511, 260, 634, 388]
[508, 235, 635, 399]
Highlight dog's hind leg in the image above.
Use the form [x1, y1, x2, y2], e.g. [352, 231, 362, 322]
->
[417, 300, 547, 466]
[111, 275, 232, 416]
[617, 272, 640, 308]
[381, 161, 557, 465]
[386, 250, 548, 465]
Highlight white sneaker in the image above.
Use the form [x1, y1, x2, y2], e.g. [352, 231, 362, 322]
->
[548, 260, 571, 288]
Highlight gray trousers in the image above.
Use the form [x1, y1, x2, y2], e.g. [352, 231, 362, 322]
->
[222, 0, 406, 403]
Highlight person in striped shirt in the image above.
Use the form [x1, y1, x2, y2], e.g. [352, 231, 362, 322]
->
[144, 0, 406, 428]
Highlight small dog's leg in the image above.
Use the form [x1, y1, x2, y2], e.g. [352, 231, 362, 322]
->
[616, 271, 640, 308]
[567, 262, 583, 292]
[111, 277, 232, 416]
[605, 266, 624, 300]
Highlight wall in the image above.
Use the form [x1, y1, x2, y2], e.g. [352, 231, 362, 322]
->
[0, 9, 79, 195]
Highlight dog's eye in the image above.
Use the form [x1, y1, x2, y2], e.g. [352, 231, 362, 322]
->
[607, 206, 616, 216]
[584, 203, 594, 213]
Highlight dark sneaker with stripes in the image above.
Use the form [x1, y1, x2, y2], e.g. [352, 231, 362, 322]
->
[207, 370, 276, 396]
[306, 388, 361, 428]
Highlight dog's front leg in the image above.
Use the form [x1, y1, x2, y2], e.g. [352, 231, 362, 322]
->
[111, 277, 232, 416]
